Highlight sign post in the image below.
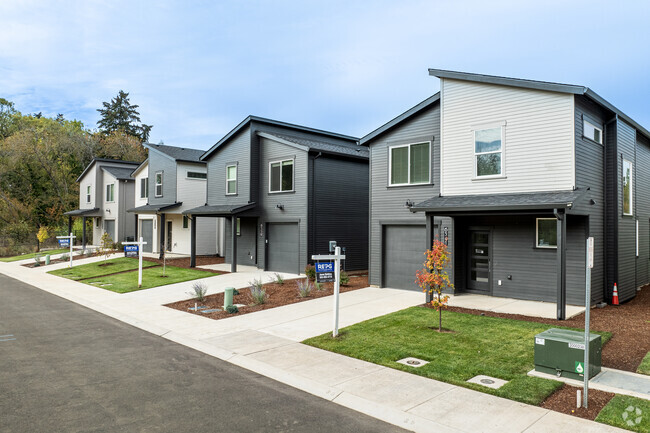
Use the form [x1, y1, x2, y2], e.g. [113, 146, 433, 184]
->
[122, 237, 147, 288]
[584, 236, 594, 408]
[312, 245, 346, 337]
[56, 233, 76, 268]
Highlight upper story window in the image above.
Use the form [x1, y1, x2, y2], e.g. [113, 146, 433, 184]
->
[584, 120, 603, 144]
[536, 218, 557, 248]
[270, 159, 293, 193]
[105, 184, 114, 202]
[389, 142, 430, 186]
[474, 127, 503, 178]
[86, 186, 91, 203]
[140, 177, 148, 199]
[623, 159, 633, 216]
[187, 171, 207, 180]
[155, 171, 163, 197]
[226, 164, 237, 195]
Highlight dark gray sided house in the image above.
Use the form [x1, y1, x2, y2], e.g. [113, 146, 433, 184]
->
[184, 116, 369, 274]
[364, 69, 650, 319]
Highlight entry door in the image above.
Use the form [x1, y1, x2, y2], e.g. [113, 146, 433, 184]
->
[166, 221, 173, 252]
[140, 220, 153, 253]
[467, 230, 490, 292]
[104, 220, 116, 242]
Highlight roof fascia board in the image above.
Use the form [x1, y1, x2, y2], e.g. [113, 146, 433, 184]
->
[411, 202, 573, 213]
[583, 89, 650, 139]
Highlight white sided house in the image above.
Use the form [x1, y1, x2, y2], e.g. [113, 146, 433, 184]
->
[65, 158, 140, 248]
[128, 144, 224, 257]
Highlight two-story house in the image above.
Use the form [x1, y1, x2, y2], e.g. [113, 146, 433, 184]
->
[184, 116, 369, 273]
[365, 69, 650, 319]
[128, 143, 223, 257]
[65, 158, 140, 249]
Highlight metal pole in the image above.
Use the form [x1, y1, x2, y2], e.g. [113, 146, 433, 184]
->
[333, 246, 341, 337]
[584, 237, 592, 408]
[138, 236, 143, 288]
[69, 232, 73, 268]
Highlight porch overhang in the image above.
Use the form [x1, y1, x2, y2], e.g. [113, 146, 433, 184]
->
[127, 203, 182, 214]
[64, 208, 101, 217]
[182, 203, 257, 217]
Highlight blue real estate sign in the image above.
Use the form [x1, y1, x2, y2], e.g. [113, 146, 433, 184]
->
[58, 238, 70, 248]
[315, 261, 335, 283]
[124, 245, 138, 258]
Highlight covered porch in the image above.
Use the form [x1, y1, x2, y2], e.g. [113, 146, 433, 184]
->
[128, 202, 182, 259]
[63, 208, 101, 252]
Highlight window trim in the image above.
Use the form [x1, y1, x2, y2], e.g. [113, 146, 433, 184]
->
[268, 158, 295, 193]
[140, 177, 148, 199]
[105, 183, 115, 203]
[473, 125, 505, 180]
[226, 164, 237, 196]
[536, 218, 557, 249]
[583, 119, 603, 144]
[155, 171, 163, 198]
[186, 171, 207, 180]
[387, 141, 431, 187]
[623, 159, 633, 216]
[86, 185, 91, 203]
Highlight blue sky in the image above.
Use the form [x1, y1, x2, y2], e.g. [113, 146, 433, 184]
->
[1, 1, 649, 150]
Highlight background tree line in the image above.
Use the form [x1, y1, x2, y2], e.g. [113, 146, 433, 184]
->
[0, 91, 151, 255]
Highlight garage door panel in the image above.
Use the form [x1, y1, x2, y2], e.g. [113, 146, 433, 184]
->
[267, 223, 299, 274]
[383, 225, 426, 291]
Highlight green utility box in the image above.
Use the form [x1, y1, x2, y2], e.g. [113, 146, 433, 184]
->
[534, 328, 601, 380]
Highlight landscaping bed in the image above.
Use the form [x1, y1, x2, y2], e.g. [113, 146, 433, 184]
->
[142, 255, 225, 272]
[165, 271, 368, 320]
[0, 248, 70, 262]
[541, 384, 615, 420]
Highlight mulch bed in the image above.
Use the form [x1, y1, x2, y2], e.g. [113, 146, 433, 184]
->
[165, 271, 368, 320]
[21, 252, 98, 268]
[540, 384, 615, 420]
[142, 255, 225, 274]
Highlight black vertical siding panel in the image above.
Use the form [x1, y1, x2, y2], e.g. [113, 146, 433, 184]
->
[605, 122, 618, 300]
[617, 120, 637, 302]
[636, 134, 650, 286]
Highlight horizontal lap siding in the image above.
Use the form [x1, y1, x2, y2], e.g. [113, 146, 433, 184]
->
[148, 151, 177, 204]
[441, 79, 575, 195]
[176, 162, 207, 213]
[368, 103, 441, 286]
[206, 127, 251, 206]
[617, 120, 637, 302]
[636, 135, 650, 287]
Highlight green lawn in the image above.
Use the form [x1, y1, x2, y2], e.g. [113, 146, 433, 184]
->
[303, 307, 610, 406]
[638, 352, 650, 376]
[49, 257, 158, 280]
[0, 248, 70, 262]
[596, 395, 650, 433]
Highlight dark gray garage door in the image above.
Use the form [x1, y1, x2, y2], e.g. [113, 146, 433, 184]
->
[140, 220, 153, 253]
[266, 223, 299, 274]
[382, 225, 427, 291]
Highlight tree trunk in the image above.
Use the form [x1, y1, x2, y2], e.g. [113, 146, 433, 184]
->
[438, 292, 442, 332]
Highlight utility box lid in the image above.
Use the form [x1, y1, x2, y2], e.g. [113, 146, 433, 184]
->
[534, 328, 602, 380]
[535, 328, 601, 346]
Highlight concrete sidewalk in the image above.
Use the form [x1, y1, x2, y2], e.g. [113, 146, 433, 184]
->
[0, 262, 626, 433]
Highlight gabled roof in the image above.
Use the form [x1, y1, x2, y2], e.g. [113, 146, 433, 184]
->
[201, 115, 359, 161]
[429, 68, 650, 140]
[131, 158, 149, 177]
[259, 132, 369, 159]
[76, 158, 140, 182]
[360, 93, 440, 145]
[144, 143, 205, 163]
[101, 166, 135, 181]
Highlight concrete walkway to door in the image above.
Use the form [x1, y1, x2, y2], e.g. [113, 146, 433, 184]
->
[446, 293, 585, 319]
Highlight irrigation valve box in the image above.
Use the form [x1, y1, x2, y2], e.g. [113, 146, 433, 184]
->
[534, 328, 602, 380]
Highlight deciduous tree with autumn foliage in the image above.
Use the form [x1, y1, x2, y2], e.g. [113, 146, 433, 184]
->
[415, 239, 454, 332]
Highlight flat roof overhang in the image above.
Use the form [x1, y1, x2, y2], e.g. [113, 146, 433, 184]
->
[182, 203, 257, 217]
[64, 208, 101, 217]
[127, 203, 182, 214]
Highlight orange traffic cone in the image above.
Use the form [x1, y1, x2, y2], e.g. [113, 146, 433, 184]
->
[612, 283, 619, 305]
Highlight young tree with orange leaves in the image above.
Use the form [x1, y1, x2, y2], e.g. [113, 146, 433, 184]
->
[415, 239, 454, 332]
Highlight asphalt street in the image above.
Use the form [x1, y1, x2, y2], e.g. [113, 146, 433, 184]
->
[0, 274, 406, 433]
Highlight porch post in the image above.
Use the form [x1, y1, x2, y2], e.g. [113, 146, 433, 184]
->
[159, 213, 165, 259]
[556, 210, 567, 320]
[134, 214, 139, 240]
[82, 216, 87, 252]
[231, 215, 237, 273]
[425, 214, 434, 304]
[190, 215, 196, 268]
[68, 216, 72, 236]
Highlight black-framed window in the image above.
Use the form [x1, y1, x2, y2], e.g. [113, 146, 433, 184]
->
[105, 184, 114, 202]
[187, 171, 207, 179]
[536, 218, 557, 248]
[623, 159, 633, 216]
[183, 215, 189, 229]
[140, 177, 148, 199]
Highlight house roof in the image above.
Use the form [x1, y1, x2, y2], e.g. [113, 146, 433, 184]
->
[411, 189, 586, 214]
[144, 143, 205, 163]
[101, 166, 136, 181]
[258, 132, 369, 159]
[131, 158, 149, 177]
[127, 203, 182, 214]
[201, 115, 359, 161]
[76, 158, 141, 182]
[182, 203, 257, 216]
[428, 69, 650, 140]
[360, 93, 441, 145]
[63, 208, 101, 217]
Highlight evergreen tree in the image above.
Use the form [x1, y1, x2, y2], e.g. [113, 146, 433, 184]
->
[96, 90, 152, 142]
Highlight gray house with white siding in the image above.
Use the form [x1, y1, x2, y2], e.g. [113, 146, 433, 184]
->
[364, 69, 650, 319]
[185, 116, 369, 273]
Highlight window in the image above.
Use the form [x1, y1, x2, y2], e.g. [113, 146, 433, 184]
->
[623, 159, 633, 216]
[584, 120, 603, 144]
[96, 217, 101, 228]
[105, 184, 114, 202]
[236, 218, 241, 236]
[475, 127, 503, 177]
[536, 218, 557, 248]
[269, 159, 293, 192]
[155, 171, 163, 197]
[140, 177, 148, 199]
[187, 171, 207, 179]
[86, 186, 91, 203]
[389, 142, 430, 186]
[183, 215, 189, 229]
[226, 165, 237, 195]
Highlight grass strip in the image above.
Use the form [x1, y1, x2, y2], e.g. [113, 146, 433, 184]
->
[596, 395, 650, 432]
[78, 265, 215, 293]
[48, 257, 158, 280]
[0, 248, 70, 262]
[637, 352, 650, 376]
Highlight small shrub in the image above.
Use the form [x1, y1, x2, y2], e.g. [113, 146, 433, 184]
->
[225, 304, 239, 314]
[314, 281, 325, 291]
[233, 288, 240, 296]
[60, 253, 69, 262]
[187, 281, 208, 302]
[297, 279, 313, 298]
[274, 273, 284, 285]
[340, 271, 350, 286]
[305, 264, 316, 281]
[249, 278, 266, 305]
[33, 255, 42, 267]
